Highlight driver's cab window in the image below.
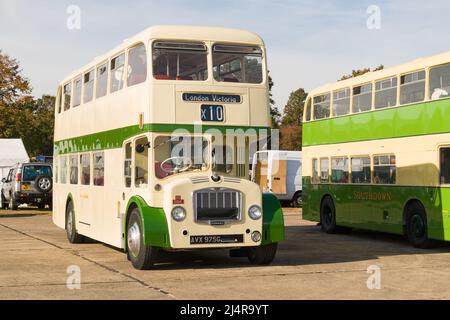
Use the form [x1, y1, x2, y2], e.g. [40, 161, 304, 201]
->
[154, 135, 209, 179]
[134, 137, 149, 188]
[124, 142, 132, 188]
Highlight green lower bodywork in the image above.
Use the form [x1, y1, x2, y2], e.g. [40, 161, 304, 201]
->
[302, 177, 450, 241]
[124, 194, 285, 250]
[262, 193, 285, 245]
[125, 196, 171, 249]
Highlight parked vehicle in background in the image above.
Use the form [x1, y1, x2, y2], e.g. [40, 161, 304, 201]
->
[302, 50, 450, 248]
[1, 163, 53, 210]
[251, 151, 302, 207]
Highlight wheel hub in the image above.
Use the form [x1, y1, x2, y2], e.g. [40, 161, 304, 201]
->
[128, 222, 141, 258]
[39, 178, 51, 190]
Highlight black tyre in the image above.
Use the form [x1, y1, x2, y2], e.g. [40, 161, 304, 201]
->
[126, 208, 158, 270]
[320, 196, 338, 233]
[66, 201, 85, 244]
[35, 175, 52, 194]
[247, 243, 278, 265]
[292, 192, 302, 208]
[8, 194, 18, 211]
[406, 202, 438, 249]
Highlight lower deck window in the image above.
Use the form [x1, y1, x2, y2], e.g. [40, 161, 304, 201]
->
[351, 157, 371, 184]
[80, 154, 91, 185]
[320, 158, 329, 183]
[440, 148, 450, 184]
[331, 157, 349, 183]
[93, 152, 105, 186]
[373, 155, 396, 184]
[70, 155, 78, 185]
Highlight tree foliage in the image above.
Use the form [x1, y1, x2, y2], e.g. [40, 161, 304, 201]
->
[268, 74, 281, 128]
[0, 51, 31, 105]
[339, 65, 384, 81]
[281, 88, 308, 127]
[0, 51, 54, 157]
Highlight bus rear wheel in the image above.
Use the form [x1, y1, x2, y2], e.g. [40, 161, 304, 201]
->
[247, 243, 278, 265]
[320, 196, 338, 234]
[292, 192, 302, 208]
[406, 202, 438, 249]
[66, 201, 85, 244]
[127, 208, 158, 270]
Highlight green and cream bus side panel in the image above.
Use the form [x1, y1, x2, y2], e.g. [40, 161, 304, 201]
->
[302, 133, 450, 241]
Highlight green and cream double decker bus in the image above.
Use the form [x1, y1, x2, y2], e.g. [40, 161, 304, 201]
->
[53, 26, 284, 270]
[302, 51, 450, 248]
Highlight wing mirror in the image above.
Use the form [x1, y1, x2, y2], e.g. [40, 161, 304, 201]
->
[135, 142, 151, 154]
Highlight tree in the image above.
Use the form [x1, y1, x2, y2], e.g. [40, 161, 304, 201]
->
[281, 88, 308, 127]
[0, 50, 31, 105]
[339, 65, 384, 81]
[279, 126, 302, 151]
[0, 51, 55, 157]
[268, 74, 281, 128]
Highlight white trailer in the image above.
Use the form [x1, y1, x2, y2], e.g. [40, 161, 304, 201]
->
[251, 150, 302, 207]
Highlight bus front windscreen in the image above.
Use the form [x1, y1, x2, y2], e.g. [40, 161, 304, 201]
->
[154, 136, 209, 179]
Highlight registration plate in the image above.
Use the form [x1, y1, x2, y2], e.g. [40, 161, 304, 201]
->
[201, 105, 225, 122]
[190, 234, 244, 244]
[21, 184, 30, 191]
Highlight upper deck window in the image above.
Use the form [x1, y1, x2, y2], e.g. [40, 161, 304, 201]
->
[352, 83, 372, 113]
[152, 41, 208, 81]
[313, 94, 330, 120]
[332, 88, 350, 116]
[305, 98, 312, 122]
[430, 64, 450, 100]
[375, 77, 397, 109]
[63, 83, 72, 111]
[96, 63, 108, 98]
[110, 53, 126, 93]
[83, 70, 94, 103]
[72, 76, 82, 107]
[213, 45, 263, 84]
[400, 70, 425, 105]
[128, 44, 147, 87]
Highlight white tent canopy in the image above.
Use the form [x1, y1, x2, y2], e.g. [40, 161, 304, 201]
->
[0, 139, 29, 181]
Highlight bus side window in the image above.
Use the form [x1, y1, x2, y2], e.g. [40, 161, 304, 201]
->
[124, 142, 132, 188]
[351, 157, 371, 184]
[96, 63, 108, 98]
[93, 152, 105, 186]
[128, 44, 147, 87]
[73, 76, 82, 108]
[111, 53, 125, 93]
[440, 148, 450, 184]
[60, 156, 68, 184]
[80, 154, 91, 186]
[331, 157, 349, 183]
[305, 98, 312, 122]
[134, 137, 149, 188]
[400, 70, 425, 105]
[373, 155, 396, 184]
[63, 83, 72, 111]
[320, 158, 329, 183]
[312, 159, 319, 184]
[313, 94, 330, 120]
[70, 155, 78, 185]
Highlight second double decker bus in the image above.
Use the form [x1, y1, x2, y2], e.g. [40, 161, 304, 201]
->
[53, 25, 284, 269]
[302, 51, 450, 248]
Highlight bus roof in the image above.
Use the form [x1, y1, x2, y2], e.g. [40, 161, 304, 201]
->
[60, 25, 265, 84]
[308, 50, 450, 96]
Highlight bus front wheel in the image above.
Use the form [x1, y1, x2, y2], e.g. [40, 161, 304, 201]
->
[126, 208, 158, 270]
[406, 202, 438, 249]
[247, 243, 278, 265]
[66, 201, 85, 244]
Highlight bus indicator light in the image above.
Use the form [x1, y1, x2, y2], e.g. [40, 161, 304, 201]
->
[173, 195, 185, 205]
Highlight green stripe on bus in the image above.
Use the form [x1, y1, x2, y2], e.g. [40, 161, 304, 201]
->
[301, 177, 450, 241]
[54, 123, 270, 155]
[303, 98, 450, 147]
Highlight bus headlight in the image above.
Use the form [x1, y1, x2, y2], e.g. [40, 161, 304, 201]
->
[248, 205, 262, 220]
[171, 207, 186, 222]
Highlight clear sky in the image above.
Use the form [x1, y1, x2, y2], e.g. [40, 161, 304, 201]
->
[1, 0, 449, 111]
